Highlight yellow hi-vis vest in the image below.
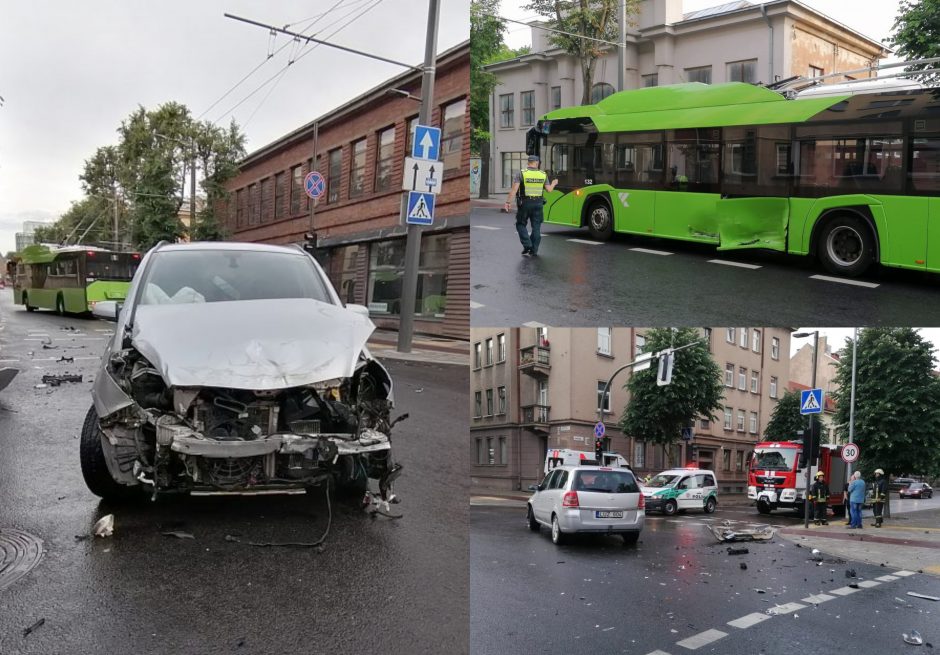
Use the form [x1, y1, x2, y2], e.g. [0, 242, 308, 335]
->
[521, 169, 547, 198]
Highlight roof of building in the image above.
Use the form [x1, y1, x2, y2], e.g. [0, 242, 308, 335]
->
[682, 0, 754, 22]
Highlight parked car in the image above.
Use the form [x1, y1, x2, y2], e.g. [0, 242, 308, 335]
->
[890, 477, 916, 492]
[899, 482, 933, 499]
[526, 465, 645, 545]
[81, 241, 403, 504]
[641, 467, 718, 515]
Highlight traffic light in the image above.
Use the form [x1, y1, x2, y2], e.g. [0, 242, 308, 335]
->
[657, 351, 674, 386]
[800, 420, 821, 463]
[594, 438, 604, 463]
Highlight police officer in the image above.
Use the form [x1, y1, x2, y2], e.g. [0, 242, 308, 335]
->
[871, 468, 888, 527]
[504, 155, 558, 256]
[809, 471, 830, 526]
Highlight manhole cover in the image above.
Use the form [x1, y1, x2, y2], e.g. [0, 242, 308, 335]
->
[0, 528, 44, 592]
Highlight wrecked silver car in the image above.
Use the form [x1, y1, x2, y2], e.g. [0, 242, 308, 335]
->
[80, 242, 402, 504]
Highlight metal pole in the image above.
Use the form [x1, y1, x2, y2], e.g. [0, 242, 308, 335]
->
[804, 330, 819, 528]
[190, 142, 196, 240]
[847, 327, 858, 479]
[397, 0, 439, 353]
[309, 121, 319, 243]
[113, 186, 120, 250]
[618, 1, 626, 92]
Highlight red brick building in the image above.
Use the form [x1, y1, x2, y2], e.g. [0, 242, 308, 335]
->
[224, 41, 469, 339]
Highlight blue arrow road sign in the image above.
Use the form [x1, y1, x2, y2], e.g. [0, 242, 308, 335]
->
[406, 191, 434, 225]
[412, 124, 441, 161]
[304, 171, 325, 199]
[594, 422, 605, 438]
[800, 388, 823, 415]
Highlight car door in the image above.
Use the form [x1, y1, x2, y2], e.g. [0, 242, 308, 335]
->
[533, 470, 559, 522]
[676, 475, 701, 510]
[698, 473, 717, 508]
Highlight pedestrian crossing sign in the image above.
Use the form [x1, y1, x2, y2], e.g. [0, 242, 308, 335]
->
[800, 388, 823, 415]
[406, 191, 434, 225]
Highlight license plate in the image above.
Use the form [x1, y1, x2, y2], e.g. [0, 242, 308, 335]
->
[596, 511, 623, 518]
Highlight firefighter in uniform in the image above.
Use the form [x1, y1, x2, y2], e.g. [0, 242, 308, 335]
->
[871, 468, 888, 527]
[504, 155, 558, 256]
[808, 471, 830, 525]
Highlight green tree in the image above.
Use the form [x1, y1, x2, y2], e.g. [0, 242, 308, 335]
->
[524, 0, 640, 105]
[620, 328, 724, 467]
[192, 120, 246, 241]
[831, 328, 940, 479]
[888, 0, 940, 84]
[764, 389, 823, 442]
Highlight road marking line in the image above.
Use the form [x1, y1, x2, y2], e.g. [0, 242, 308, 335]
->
[802, 593, 835, 604]
[857, 580, 881, 588]
[23, 338, 47, 341]
[894, 570, 917, 577]
[875, 575, 899, 582]
[766, 602, 806, 615]
[522, 321, 546, 328]
[829, 586, 860, 596]
[567, 238, 605, 246]
[471, 225, 501, 230]
[469, 301, 484, 309]
[727, 613, 771, 629]
[676, 629, 727, 650]
[644, 651, 673, 655]
[0, 358, 19, 363]
[809, 274, 880, 288]
[630, 247, 673, 256]
[707, 259, 762, 269]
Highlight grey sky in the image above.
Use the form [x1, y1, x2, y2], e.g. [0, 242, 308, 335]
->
[792, 328, 940, 359]
[0, 0, 469, 254]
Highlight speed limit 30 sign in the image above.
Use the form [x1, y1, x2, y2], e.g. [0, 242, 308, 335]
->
[841, 443, 860, 463]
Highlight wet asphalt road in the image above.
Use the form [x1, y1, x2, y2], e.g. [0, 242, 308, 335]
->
[470, 206, 940, 327]
[0, 294, 468, 655]
[471, 505, 940, 655]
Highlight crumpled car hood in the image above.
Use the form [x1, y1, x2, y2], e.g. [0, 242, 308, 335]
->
[131, 298, 375, 390]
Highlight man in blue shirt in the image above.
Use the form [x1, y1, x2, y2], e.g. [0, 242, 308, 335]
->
[847, 471, 866, 529]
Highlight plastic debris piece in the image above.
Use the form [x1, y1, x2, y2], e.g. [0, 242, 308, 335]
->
[907, 592, 940, 602]
[755, 589, 766, 594]
[93, 514, 114, 537]
[903, 630, 924, 646]
[846, 569, 857, 578]
[161, 531, 195, 540]
[848, 583, 860, 589]
[727, 546, 750, 555]
[22, 618, 45, 637]
[811, 549, 820, 555]
[740, 563, 748, 570]
[33, 384, 47, 389]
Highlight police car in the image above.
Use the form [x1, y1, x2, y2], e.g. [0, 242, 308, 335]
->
[641, 467, 718, 515]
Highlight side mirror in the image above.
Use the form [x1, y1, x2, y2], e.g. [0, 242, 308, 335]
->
[527, 484, 538, 492]
[92, 301, 120, 322]
[345, 303, 371, 320]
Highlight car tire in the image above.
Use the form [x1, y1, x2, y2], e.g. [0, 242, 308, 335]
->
[622, 532, 639, 546]
[756, 500, 772, 515]
[817, 214, 875, 277]
[550, 514, 566, 545]
[585, 199, 614, 241]
[704, 497, 717, 514]
[56, 295, 65, 316]
[662, 499, 678, 516]
[527, 505, 540, 532]
[79, 405, 140, 502]
[23, 294, 35, 312]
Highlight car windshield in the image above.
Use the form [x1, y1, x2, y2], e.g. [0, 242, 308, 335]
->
[138, 249, 332, 306]
[574, 470, 639, 493]
[908, 483, 925, 489]
[646, 474, 681, 488]
[751, 448, 798, 472]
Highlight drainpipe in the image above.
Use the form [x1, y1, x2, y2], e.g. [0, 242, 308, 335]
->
[761, 4, 774, 83]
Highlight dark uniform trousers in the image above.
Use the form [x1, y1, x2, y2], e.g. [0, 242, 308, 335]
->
[516, 199, 544, 254]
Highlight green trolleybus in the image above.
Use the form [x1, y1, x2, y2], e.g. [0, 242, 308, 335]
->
[12, 245, 140, 314]
[530, 82, 940, 277]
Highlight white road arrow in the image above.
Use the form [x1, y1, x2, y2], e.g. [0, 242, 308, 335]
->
[419, 131, 435, 159]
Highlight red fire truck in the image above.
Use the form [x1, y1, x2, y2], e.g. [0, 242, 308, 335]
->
[747, 441, 847, 516]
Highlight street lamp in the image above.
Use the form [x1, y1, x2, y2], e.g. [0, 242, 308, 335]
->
[792, 330, 819, 528]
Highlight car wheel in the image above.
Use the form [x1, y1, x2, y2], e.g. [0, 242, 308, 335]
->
[756, 499, 772, 515]
[662, 499, 678, 516]
[704, 497, 717, 514]
[817, 214, 875, 277]
[585, 199, 614, 241]
[550, 514, 566, 545]
[56, 295, 65, 316]
[79, 405, 140, 502]
[622, 532, 639, 546]
[23, 294, 35, 312]
[527, 505, 540, 532]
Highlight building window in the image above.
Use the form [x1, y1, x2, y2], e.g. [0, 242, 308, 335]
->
[441, 98, 466, 174]
[771, 337, 780, 360]
[737, 410, 746, 431]
[723, 449, 731, 470]
[642, 73, 658, 87]
[597, 327, 612, 355]
[770, 376, 778, 399]
[634, 441, 646, 467]
[700, 419, 710, 430]
[250, 183, 261, 224]
[597, 381, 611, 413]
[330, 244, 359, 304]
[486, 389, 494, 416]
[752, 329, 761, 352]
[485, 338, 494, 366]
[374, 127, 396, 193]
[809, 65, 824, 78]
[487, 437, 495, 465]
[520, 90, 535, 126]
[537, 327, 549, 346]
[497, 333, 506, 362]
[723, 407, 733, 430]
[749, 411, 758, 434]
[236, 188, 246, 227]
[726, 327, 735, 343]
[498, 386, 506, 414]
[634, 334, 646, 356]
[501, 151, 526, 189]
[727, 59, 757, 84]
[739, 328, 748, 348]
[475, 438, 483, 465]
[260, 177, 273, 223]
[349, 138, 367, 198]
[367, 234, 449, 317]
[274, 172, 286, 219]
[499, 437, 507, 465]
[290, 165, 304, 215]
[591, 83, 614, 103]
[550, 86, 561, 110]
[686, 66, 712, 84]
[474, 342, 482, 369]
[499, 93, 514, 128]
[327, 148, 342, 203]
[725, 363, 734, 387]
[474, 391, 482, 417]
[750, 370, 759, 394]
[736, 451, 744, 472]
[738, 367, 746, 390]
[406, 115, 419, 154]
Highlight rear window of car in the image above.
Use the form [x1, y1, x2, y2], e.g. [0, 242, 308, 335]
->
[573, 470, 639, 493]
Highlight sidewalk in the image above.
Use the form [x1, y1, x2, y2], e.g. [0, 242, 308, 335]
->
[367, 329, 468, 366]
[472, 197, 509, 211]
